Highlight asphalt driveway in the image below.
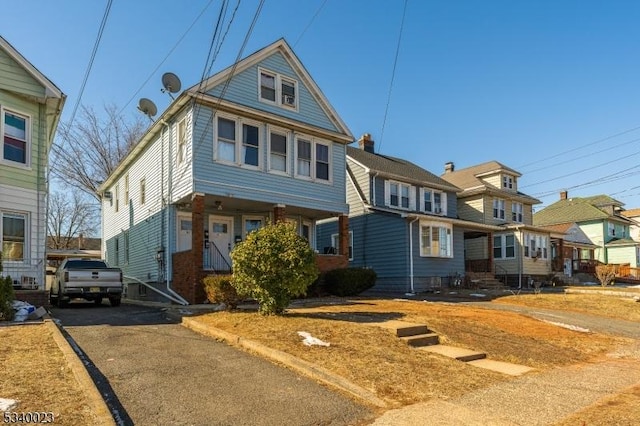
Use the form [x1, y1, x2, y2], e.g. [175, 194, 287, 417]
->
[50, 302, 374, 426]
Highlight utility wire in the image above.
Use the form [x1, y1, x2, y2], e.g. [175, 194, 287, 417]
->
[66, 0, 113, 130]
[378, 0, 408, 153]
[517, 124, 640, 172]
[294, 0, 329, 47]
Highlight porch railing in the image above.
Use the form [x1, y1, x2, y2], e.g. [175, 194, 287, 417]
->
[0, 258, 44, 289]
[203, 241, 232, 273]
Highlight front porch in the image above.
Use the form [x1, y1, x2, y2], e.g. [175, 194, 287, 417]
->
[170, 194, 350, 304]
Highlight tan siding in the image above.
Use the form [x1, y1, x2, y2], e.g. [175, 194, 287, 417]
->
[464, 236, 487, 260]
[481, 174, 501, 189]
[457, 195, 485, 223]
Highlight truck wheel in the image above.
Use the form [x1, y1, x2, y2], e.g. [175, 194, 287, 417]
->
[109, 296, 121, 307]
[94, 297, 103, 306]
[57, 289, 67, 308]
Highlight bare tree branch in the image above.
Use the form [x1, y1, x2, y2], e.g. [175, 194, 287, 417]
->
[50, 104, 146, 201]
[47, 191, 100, 249]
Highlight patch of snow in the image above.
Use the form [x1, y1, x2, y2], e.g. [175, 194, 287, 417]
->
[470, 293, 487, 298]
[297, 331, 330, 347]
[543, 320, 590, 333]
[0, 398, 18, 411]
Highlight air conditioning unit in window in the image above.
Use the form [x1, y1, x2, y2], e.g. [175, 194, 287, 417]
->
[434, 207, 442, 214]
[103, 191, 112, 200]
[283, 95, 295, 106]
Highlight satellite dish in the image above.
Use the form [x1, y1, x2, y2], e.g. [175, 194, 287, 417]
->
[161, 72, 181, 99]
[137, 98, 157, 121]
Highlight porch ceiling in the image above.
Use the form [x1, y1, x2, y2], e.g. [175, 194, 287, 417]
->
[173, 194, 341, 220]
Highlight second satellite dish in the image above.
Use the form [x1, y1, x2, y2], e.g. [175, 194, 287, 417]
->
[162, 72, 181, 99]
[138, 98, 157, 120]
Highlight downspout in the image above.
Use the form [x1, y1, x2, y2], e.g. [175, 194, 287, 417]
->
[516, 226, 523, 289]
[160, 119, 188, 305]
[371, 172, 379, 206]
[407, 216, 420, 295]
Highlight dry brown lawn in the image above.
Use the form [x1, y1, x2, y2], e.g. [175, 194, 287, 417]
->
[191, 297, 633, 407]
[494, 292, 640, 322]
[555, 384, 640, 426]
[0, 323, 97, 425]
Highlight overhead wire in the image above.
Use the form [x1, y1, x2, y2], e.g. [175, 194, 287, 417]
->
[378, 0, 408, 153]
[65, 0, 113, 131]
[294, 0, 329, 47]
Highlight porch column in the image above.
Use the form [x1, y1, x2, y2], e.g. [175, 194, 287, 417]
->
[273, 204, 286, 223]
[338, 214, 349, 260]
[487, 232, 494, 273]
[190, 194, 205, 303]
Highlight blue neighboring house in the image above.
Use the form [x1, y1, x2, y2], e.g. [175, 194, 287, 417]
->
[99, 39, 353, 304]
[317, 134, 501, 293]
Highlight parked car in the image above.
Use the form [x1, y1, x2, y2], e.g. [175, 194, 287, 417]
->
[49, 258, 123, 307]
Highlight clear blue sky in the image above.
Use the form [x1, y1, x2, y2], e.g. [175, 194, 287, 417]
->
[3, 0, 640, 210]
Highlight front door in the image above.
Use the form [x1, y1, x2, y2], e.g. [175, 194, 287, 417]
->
[563, 258, 572, 277]
[177, 214, 192, 252]
[209, 216, 234, 267]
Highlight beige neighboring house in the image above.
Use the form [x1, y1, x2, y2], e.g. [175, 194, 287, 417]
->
[621, 208, 640, 243]
[441, 161, 552, 287]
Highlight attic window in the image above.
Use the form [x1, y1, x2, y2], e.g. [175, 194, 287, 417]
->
[502, 175, 514, 189]
[259, 68, 298, 110]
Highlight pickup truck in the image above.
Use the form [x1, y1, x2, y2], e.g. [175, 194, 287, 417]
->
[50, 258, 123, 307]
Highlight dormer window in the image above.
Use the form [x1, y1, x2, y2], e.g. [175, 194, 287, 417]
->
[259, 68, 298, 110]
[502, 175, 515, 190]
[420, 188, 446, 215]
[385, 180, 414, 210]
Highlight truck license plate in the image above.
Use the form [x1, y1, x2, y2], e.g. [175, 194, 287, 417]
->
[90, 287, 100, 293]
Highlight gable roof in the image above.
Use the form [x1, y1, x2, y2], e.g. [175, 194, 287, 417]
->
[440, 160, 540, 204]
[193, 38, 352, 141]
[440, 161, 520, 189]
[534, 195, 634, 226]
[621, 208, 640, 219]
[0, 36, 64, 101]
[346, 146, 460, 192]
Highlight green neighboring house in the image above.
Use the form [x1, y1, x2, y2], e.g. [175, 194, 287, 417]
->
[0, 36, 66, 289]
[533, 192, 640, 268]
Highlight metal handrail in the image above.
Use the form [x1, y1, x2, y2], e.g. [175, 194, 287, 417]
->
[203, 240, 232, 272]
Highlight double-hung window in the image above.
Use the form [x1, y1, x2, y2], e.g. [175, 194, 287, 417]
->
[2, 108, 30, 166]
[215, 115, 260, 167]
[259, 68, 298, 110]
[217, 117, 236, 163]
[512, 202, 523, 222]
[269, 128, 288, 173]
[493, 198, 505, 220]
[331, 231, 353, 260]
[493, 234, 515, 259]
[419, 221, 452, 257]
[294, 135, 331, 182]
[502, 175, 514, 189]
[1, 212, 26, 261]
[386, 181, 414, 209]
[421, 188, 446, 215]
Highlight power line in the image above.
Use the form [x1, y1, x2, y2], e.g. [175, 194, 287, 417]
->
[294, 0, 329, 47]
[378, 0, 408, 153]
[66, 0, 113, 129]
[517, 124, 640, 172]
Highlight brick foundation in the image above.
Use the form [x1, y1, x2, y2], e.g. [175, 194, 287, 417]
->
[14, 290, 50, 308]
[172, 250, 207, 304]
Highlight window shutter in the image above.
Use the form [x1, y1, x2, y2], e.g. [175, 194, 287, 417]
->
[442, 192, 447, 215]
[409, 186, 416, 210]
[384, 180, 390, 206]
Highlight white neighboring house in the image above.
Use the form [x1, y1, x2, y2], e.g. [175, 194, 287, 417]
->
[0, 36, 66, 290]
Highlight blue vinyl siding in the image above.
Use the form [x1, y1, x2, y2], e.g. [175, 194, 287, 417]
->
[206, 52, 338, 133]
[191, 105, 347, 213]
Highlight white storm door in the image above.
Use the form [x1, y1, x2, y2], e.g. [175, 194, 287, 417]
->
[177, 214, 192, 252]
[209, 216, 234, 266]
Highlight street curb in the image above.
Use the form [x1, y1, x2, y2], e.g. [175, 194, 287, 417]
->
[44, 318, 115, 426]
[181, 317, 388, 409]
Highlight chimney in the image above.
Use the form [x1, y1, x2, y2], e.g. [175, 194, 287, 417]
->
[560, 190, 568, 200]
[358, 133, 375, 154]
[444, 162, 455, 173]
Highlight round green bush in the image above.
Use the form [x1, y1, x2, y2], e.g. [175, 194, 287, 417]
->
[230, 221, 318, 315]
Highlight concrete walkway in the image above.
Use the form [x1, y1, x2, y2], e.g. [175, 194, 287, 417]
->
[371, 349, 640, 425]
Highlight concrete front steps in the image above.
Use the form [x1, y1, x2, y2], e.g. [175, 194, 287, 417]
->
[379, 320, 534, 376]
